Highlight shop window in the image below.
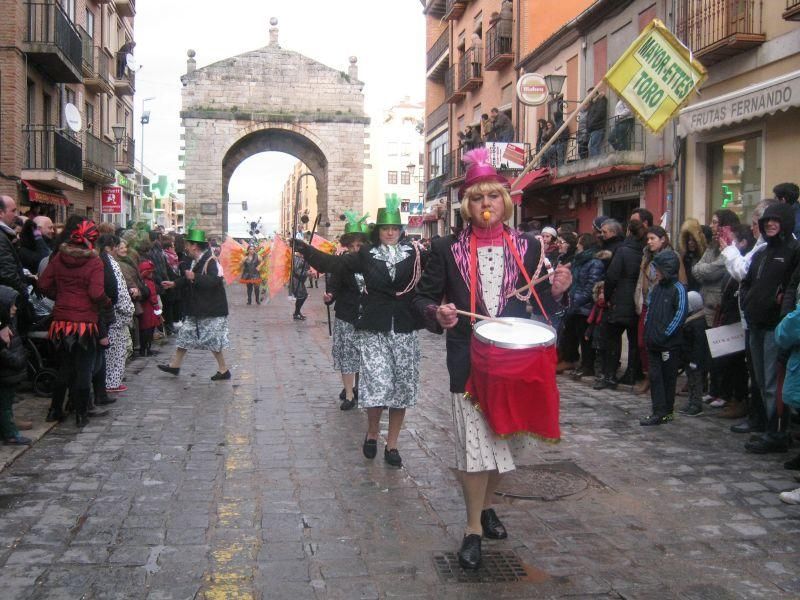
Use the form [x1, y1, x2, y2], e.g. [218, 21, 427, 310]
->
[388, 171, 398, 184]
[708, 134, 762, 225]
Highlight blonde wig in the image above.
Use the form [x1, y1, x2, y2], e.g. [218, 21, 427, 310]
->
[460, 181, 514, 223]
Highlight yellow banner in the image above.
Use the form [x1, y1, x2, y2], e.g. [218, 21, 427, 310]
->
[604, 19, 707, 134]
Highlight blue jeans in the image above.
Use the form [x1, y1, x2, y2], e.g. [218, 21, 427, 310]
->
[588, 129, 605, 157]
[749, 326, 779, 431]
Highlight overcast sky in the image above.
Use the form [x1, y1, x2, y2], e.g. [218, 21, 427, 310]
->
[134, 1, 425, 235]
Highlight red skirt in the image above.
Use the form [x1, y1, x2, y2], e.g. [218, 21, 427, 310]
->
[465, 335, 560, 442]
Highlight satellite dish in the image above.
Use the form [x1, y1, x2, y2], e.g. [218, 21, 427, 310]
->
[125, 53, 138, 71]
[64, 103, 82, 133]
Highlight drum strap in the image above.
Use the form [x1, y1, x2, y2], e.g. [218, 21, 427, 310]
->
[502, 231, 551, 324]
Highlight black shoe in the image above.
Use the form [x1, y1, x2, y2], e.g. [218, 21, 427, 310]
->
[593, 377, 617, 390]
[783, 454, 800, 471]
[46, 408, 64, 422]
[87, 408, 109, 417]
[157, 364, 180, 376]
[745, 438, 790, 454]
[678, 405, 703, 417]
[480, 508, 508, 539]
[639, 413, 673, 426]
[75, 414, 89, 428]
[293, 313, 306, 321]
[457, 534, 482, 570]
[339, 387, 359, 401]
[95, 397, 117, 406]
[730, 421, 765, 434]
[339, 399, 356, 411]
[362, 436, 377, 459]
[211, 370, 231, 381]
[384, 446, 402, 467]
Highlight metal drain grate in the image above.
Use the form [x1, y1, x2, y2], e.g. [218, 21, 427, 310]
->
[433, 550, 528, 583]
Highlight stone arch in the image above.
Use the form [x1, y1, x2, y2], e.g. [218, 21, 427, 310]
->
[221, 125, 329, 236]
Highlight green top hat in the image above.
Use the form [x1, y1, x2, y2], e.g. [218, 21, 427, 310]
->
[375, 193, 402, 227]
[185, 228, 207, 244]
[343, 210, 370, 234]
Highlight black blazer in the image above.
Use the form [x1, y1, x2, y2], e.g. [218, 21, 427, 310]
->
[303, 243, 424, 334]
[414, 230, 562, 393]
[326, 264, 362, 324]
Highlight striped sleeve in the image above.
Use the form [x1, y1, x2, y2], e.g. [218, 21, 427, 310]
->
[665, 282, 688, 337]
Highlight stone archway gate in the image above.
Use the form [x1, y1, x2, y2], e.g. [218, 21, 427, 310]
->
[179, 21, 368, 237]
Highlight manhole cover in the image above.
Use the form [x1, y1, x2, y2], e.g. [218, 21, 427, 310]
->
[433, 550, 530, 583]
[495, 462, 592, 500]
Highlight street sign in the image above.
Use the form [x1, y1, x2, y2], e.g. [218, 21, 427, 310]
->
[101, 186, 122, 214]
[517, 73, 548, 106]
[604, 19, 706, 134]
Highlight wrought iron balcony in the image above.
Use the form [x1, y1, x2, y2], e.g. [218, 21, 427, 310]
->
[426, 102, 449, 133]
[22, 125, 83, 186]
[445, 148, 466, 184]
[444, 0, 468, 21]
[676, 0, 765, 66]
[485, 21, 513, 71]
[785, 0, 800, 21]
[115, 55, 136, 95]
[116, 0, 136, 18]
[83, 131, 115, 184]
[458, 47, 482, 92]
[115, 135, 136, 174]
[427, 28, 449, 80]
[445, 64, 465, 104]
[424, 0, 447, 18]
[23, 1, 82, 83]
[80, 29, 113, 94]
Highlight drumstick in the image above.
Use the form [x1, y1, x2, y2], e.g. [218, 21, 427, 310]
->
[505, 272, 552, 298]
[455, 309, 512, 325]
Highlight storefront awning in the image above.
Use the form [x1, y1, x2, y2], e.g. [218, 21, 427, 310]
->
[22, 180, 70, 206]
[510, 167, 550, 196]
[678, 69, 800, 136]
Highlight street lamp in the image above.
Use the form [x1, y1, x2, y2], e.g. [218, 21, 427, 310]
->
[112, 124, 126, 144]
[138, 96, 155, 223]
[544, 73, 567, 97]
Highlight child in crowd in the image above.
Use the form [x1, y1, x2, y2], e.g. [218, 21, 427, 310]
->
[0, 286, 31, 445]
[137, 260, 161, 357]
[640, 249, 688, 426]
[679, 291, 708, 417]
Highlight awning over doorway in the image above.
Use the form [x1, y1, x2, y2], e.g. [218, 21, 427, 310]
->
[678, 69, 800, 136]
[22, 180, 70, 206]
[510, 167, 550, 197]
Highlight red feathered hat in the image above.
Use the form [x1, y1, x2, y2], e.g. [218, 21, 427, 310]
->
[458, 147, 509, 200]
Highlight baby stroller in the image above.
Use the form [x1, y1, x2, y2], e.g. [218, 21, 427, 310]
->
[23, 293, 58, 398]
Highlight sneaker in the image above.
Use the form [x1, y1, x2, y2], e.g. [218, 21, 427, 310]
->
[106, 385, 128, 393]
[702, 394, 716, 404]
[778, 488, 800, 505]
[384, 446, 402, 467]
[639, 413, 673, 426]
[678, 405, 703, 417]
[292, 314, 306, 321]
[709, 398, 727, 408]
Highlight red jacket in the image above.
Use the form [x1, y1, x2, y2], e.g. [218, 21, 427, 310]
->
[39, 244, 109, 324]
[138, 277, 161, 330]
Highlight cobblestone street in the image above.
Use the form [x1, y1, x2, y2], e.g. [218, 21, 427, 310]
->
[1, 288, 799, 599]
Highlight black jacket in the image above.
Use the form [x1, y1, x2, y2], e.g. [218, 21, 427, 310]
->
[717, 274, 740, 326]
[326, 264, 362, 324]
[0, 224, 26, 297]
[586, 95, 608, 132]
[177, 250, 229, 318]
[604, 236, 644, 325]
[0, 286, 26, 385]
[414, 228, 563, 393]
[644, 251, 688, 350]
[741, 203, 800, 329]
[302, 242, 423, 334]
[681, 312, 710, 370]
[18, 237, 51, 274]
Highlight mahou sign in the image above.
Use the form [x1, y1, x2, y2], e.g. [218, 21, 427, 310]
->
[517, 73, 548, 107]
[101, 186, 123, 214]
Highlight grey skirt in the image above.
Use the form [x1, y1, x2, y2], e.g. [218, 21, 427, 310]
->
[357, 330, 419, 409]
[176, 316, 230, 352]
[332, 318, 360, 374]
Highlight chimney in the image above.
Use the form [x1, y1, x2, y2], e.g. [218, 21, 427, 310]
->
[348, 56, 358, 80]
[269, 18, 279, 47]
[186, 49, 196, 74]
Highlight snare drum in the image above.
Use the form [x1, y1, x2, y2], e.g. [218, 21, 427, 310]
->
[465, 318, 560, 441]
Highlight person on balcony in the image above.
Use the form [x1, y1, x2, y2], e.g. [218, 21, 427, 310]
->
[586, 88, 608, 158]
[470, 33, 482, 79]
[490, 108, 514, 143]
[116, 40, 136, 79]
[609, 99, 634, 151]
[498, 0, 513, 54]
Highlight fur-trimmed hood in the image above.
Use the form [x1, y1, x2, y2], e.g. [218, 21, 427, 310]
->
[678, 218, 707, 256]
[57, 243, 98, 268]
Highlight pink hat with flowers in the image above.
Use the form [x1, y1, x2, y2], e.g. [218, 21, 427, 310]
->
[458, 147, 509, 200]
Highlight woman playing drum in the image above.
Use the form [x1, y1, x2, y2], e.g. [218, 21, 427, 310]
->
[414, 148, 571, 570]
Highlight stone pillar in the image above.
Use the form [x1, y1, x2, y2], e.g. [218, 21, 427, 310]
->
[186, 49, 196, 74]
[269, 18, 279, 47]
[348, 56, 358, 81]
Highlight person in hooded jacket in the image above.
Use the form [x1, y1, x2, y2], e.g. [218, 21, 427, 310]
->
[740, 202, 800, 454]
[678, 218, 707, 293]
[640, 249, 688, 426]
[0, 285, 31, 445]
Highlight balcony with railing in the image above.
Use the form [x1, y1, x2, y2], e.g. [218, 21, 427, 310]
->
[115, 55, 136, 95]
[444, 148, 466, 184]
[83, 131, 115, 184]
[444, 0, 468, 21]
[445, 64, 465, 103]
[484, 21, 513, 71]
[458, 48, 482, 92]
[676, 0, 765, 66]
[80, 29, 113, 94]
[23, 1, 83, 83]
[427, 28, 450, 80]
[22, 125, 83, 188]
[116, 0, 136, 18]
[426, 102, 449, 132]
[530, 116, 645, 181]
[424, 0, 447, 18]
[785, 0, 800, 20]
[115, 136, 136, 174]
